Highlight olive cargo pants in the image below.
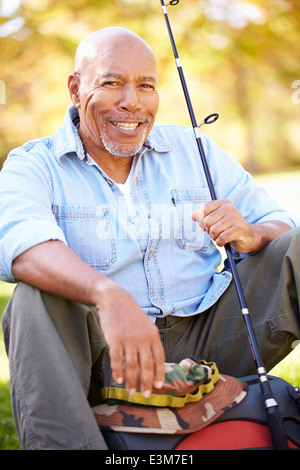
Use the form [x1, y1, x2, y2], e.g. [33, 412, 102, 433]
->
[2, 228, 300, 449]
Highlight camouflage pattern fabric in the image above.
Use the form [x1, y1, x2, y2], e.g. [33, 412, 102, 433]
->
[93, 359, 247, 434]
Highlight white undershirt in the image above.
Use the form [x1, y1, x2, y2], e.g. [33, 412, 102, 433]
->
[115, 157, 148, 247]
[115, 157, 137, 217]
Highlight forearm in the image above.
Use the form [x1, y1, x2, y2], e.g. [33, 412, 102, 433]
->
[11, 239, 166, 395]
[11, 240, 118, 308]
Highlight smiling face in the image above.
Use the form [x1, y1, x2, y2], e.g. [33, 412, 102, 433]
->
[68, 28, 159, 162]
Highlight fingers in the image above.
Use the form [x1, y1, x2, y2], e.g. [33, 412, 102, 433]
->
[204, 214, 234, 247]
[152, 341, 166, 389]
[123, 345, 140, 396]
[109, 325, 165, 398]
[109, 342, 125, 386]
[190, 206, 205, 231]
[191, 199, 247, 248]
[191, 200, 230, 246]
[125, 332, 165, 398]
[124, 345, 155, 398]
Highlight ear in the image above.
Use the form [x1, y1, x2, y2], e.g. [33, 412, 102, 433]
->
[68, 73, 81, 108]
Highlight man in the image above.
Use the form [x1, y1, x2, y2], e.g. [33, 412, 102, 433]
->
[0, 27, 299, 450]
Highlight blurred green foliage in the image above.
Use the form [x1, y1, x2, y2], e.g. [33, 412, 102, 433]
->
[1, 0, 300, 173]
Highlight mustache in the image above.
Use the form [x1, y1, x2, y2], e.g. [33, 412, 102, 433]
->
[104, 114, 151, 124]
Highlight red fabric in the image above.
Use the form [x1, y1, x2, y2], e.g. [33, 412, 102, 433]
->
[176, 421, 299, 450]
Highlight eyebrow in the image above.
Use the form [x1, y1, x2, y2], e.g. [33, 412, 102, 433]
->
[100, 72, 157, 83]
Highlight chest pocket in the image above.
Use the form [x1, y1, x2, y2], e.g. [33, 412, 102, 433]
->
[171, 188, 211, 251]
[52, 204, 116, 270]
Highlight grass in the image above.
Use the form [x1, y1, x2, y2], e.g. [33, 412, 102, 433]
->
[0, 381, 20, 450]
[0, 281, 20, 450]
[0, 169, 300, 450]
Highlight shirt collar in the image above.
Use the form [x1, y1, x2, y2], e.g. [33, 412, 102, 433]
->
[54, 106, 173, 163]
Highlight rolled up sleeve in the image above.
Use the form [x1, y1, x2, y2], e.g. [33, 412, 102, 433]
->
[0, 151, 67, 282]
[205, 135, 300, 229]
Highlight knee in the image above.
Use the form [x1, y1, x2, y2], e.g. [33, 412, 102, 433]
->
[8, 281, 40, 302]
[280, 226, 300, 258]
[265, 226, 300, 261]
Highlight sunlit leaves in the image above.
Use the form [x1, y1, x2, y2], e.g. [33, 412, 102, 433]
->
[0, 0, 300, 172]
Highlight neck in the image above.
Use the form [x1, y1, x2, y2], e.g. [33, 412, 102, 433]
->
[78, 130, 135, 184]
[103, 156, 135, 184]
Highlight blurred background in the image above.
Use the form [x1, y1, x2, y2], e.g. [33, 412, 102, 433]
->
[0, 0, 299, 175]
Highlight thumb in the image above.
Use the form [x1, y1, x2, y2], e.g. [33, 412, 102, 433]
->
[190, 207, 205, 230]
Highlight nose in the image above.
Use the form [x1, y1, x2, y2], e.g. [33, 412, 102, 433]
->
[118, 84, 142, 113]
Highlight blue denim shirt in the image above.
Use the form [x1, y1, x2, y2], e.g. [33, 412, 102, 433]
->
[0, 106, 298, 321]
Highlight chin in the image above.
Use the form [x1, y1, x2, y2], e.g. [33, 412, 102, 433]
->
[101, 139, 144, 158]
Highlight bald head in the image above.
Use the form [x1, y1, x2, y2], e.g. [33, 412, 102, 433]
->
[67, 26, 159, 162]
[73, 27, 156, 75]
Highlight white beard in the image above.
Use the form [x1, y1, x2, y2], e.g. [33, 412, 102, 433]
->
[99, 117, 151, 157]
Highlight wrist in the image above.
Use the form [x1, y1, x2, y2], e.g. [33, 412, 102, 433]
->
[248, 221, 291, 255]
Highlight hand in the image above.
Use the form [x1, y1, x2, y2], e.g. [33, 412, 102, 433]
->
[191, 199, 256, 254]
[191, 199, 291, 254]
[12, 241, 166, 399]
[94, 281, 165, 398]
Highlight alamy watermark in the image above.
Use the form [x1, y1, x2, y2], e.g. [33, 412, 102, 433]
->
[0, 80, 6, 104]
[291, 80, 300, 104]
[92, 202, 206, 243]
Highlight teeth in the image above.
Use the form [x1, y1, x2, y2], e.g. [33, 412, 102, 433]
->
[112, 122, 139, 130]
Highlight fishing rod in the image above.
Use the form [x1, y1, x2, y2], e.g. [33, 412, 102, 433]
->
[159, 0, 289, 450]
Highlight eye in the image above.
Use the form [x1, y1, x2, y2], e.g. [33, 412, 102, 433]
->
[102, 81, 119, 88]
[140, 83, 156, 91]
